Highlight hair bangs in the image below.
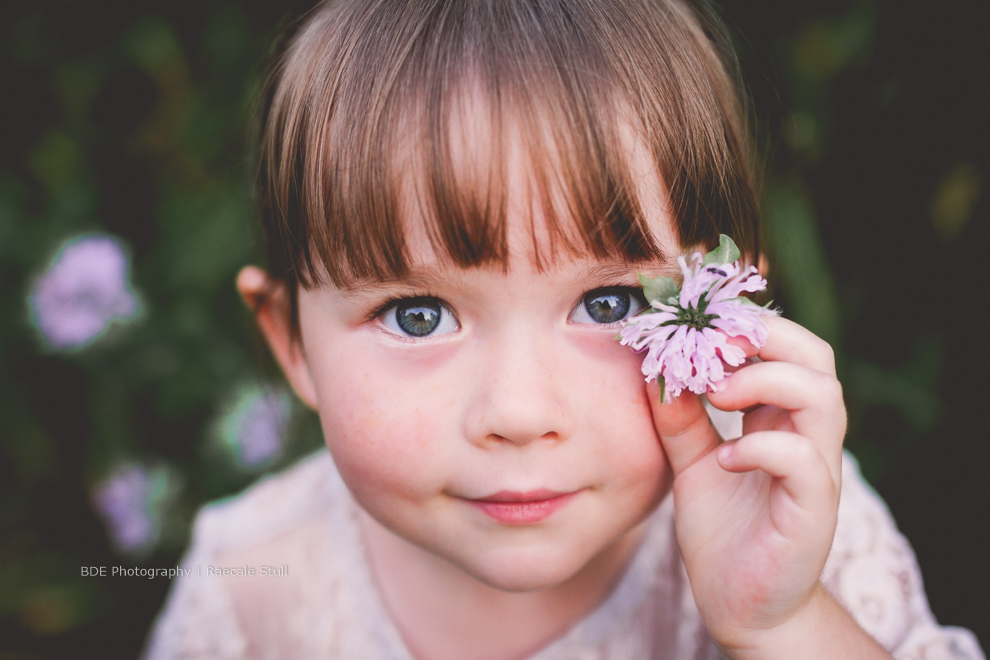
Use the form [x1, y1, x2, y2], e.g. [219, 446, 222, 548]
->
[258, 0, 760, 296]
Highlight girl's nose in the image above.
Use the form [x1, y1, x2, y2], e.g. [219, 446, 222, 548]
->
[465, 330, 572, 448]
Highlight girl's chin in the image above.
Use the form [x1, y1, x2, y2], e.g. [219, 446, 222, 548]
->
[460, 565, 583, 594]
[447, 545, 602, 593]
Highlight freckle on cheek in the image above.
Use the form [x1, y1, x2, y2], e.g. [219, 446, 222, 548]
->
[340, 405, 436, 454]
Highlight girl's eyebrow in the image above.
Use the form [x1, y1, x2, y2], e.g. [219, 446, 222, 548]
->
[579, 262, 647, 281]
[578, 259, 675, 281]
[337, 258, 673, 298]
[337, 270, 460, 298]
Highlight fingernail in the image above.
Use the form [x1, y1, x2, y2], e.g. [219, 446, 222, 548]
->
[718, 443, 733, 462]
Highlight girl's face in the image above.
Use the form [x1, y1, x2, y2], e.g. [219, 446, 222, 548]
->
[260, 124, 682, 592]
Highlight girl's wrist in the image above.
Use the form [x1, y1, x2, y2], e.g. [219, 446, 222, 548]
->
[716, 584, 893, 660]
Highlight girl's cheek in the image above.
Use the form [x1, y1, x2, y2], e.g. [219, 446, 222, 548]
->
[566, 331, 653, 411]
[316, 357, 449, 493]
[565, 333, 667, 472]
[564, 326, 648, 371]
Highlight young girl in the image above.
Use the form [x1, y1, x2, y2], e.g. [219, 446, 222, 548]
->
[145, 0, 984, 658]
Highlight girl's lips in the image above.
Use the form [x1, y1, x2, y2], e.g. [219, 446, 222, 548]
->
[467, 490, 579, 525]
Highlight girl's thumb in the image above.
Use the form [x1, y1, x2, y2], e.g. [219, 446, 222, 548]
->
[648, 382, 723, 478]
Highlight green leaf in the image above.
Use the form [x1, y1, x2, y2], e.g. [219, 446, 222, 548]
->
[701, 234, 741, 267]
[658, 378, 666, 406]
[638, 273, 679, 305]
[723, 296, 777, 312]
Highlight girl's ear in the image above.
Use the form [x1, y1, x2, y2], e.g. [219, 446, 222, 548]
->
[236, 266, 319, 410]
[757, 252, 769, 277]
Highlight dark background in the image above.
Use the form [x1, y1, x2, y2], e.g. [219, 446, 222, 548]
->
[0, 0, 986, 657]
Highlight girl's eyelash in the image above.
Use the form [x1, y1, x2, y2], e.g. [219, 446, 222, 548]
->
[364, 283, 644, 327]
[571, 285, 648, 326]
[364, 291, 446, 323]
[580, 284, 646, 303]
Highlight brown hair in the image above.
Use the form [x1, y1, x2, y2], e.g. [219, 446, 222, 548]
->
[256, 0, 759, 315]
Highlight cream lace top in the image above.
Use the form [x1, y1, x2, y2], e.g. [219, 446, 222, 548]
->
[144, 411, 984, 660]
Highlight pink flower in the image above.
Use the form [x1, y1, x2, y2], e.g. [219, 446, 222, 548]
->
[28, 235, 140, 350]
[618, 235, 777, 402]
[91, 462, 177, 555]
[215, 387, 290, 470]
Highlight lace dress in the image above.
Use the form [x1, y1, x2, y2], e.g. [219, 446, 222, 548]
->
[144, 410, 984, 660]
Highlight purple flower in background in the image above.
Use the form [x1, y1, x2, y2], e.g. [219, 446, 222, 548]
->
[28, 234, 140, 350]
[91, 463, 175, 554]
[618, 235, 778, 403]
[216, 387, 290, 470]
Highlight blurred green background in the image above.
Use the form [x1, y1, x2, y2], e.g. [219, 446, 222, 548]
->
[0, 0, 985, 656]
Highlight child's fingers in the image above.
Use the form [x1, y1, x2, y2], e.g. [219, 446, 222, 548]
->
[756, 316, 836, 375]
[708, 361, 845, 483]
[717, 430, 838, 517]
[742, 404, 793, 435]
[722, 333, 760, 361]
[648, 381, 723, 477]
[710, 362, 845, 442]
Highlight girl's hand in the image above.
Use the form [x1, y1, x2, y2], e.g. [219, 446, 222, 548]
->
[650, 316, 889, 658]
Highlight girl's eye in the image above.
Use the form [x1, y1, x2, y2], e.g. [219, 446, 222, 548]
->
[379, 298, 460, 338]
[570, 288, 645, 325]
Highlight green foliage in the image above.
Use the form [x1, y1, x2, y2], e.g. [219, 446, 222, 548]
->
[700, 234, 741, 267]
[740, 1, 958, 483]
[763, 182, 841, 346]
[0, 1, 320, 656]
[638, 272, 679, 306]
